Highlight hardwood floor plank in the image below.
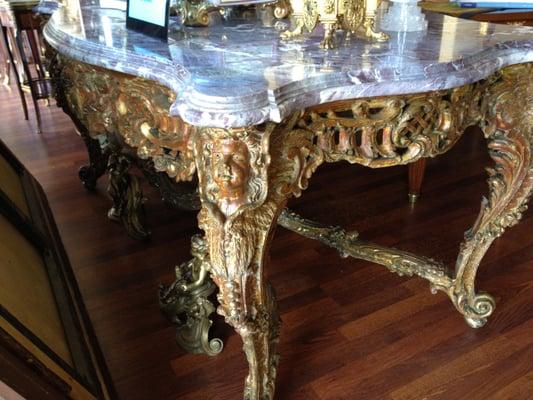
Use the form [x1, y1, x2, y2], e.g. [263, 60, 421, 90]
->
[486, 371, 533, 400]
[311, 314, 467, 399]
[389, 336, 528, 400]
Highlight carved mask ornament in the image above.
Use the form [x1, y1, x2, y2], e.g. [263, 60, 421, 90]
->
[196, 127, 272, 220]
[212, 138, 251, 213]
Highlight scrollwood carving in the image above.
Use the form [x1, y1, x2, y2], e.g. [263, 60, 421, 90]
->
[50, 54, 111, 189]
[299, 82, 489, 168]
[114, 80, 196, 182]
[52, 54, 196, 182]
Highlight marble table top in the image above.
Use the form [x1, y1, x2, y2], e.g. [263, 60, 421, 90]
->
[43, 0, 533, 127]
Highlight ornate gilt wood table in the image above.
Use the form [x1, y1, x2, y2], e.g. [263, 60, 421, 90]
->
[43, 2, 532, 398]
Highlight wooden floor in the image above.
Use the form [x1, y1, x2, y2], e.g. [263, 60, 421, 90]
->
[1, 84, 532, 400]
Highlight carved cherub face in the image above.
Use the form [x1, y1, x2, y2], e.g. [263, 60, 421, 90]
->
[211, 139, 250, 197]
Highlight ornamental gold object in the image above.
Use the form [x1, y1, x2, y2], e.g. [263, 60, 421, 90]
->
[178, 0, 220, 26]
[159, 235, 224, 356]
[271, 0, 291, 19]
[49, 49, 532, 399]
[281, 0, 389, 49]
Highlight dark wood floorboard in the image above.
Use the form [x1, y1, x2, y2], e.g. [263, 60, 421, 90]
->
[0, 84, 532, 400]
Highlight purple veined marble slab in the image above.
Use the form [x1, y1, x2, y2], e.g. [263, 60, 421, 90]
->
[43, 0, 533, 128]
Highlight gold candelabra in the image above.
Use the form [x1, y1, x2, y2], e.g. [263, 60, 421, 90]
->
[281, 0, 389, 49]
[177, 0, 389, 49]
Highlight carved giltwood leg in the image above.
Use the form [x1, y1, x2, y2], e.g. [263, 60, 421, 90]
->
[193, 117, 322, 399]
[445, 65, 533, 328]
[106, 150, 150, 240]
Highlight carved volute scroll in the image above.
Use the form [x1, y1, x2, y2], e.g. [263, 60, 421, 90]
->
[159, 234, 224, 356]
[114, 79, 196, 182]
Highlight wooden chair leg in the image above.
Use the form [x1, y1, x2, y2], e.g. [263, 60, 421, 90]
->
[14, 27, 43, 133]
[26, 29, 44, 80]
[408, 158, 427, 203]
[1, 26, 28, 120]
[6, 27, 25, 83]
[0, 27, 10, 85]
[32, 93, 43, 134]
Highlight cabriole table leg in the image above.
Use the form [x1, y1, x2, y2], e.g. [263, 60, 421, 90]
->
[446, 64, 533, 328]
[191, 117, 320, 399]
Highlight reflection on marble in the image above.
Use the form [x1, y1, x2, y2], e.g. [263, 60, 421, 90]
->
[43, 0, 533, 127]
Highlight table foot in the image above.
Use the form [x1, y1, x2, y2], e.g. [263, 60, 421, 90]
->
[464, 293, 496, 328]
[408, 193, 418, 204]
[159, 235, 223, 356]
[106, 151, 150, 240]
[408, 159, 427, 203]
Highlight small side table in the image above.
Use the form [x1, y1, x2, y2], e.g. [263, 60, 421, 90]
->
[1, 0, 53, 134]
